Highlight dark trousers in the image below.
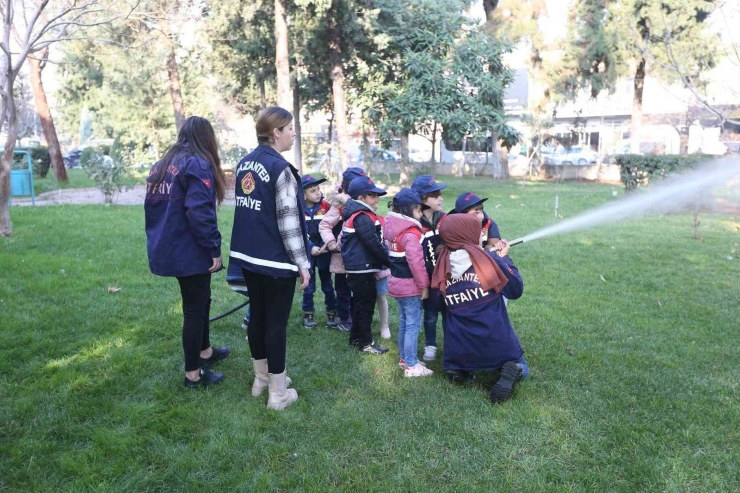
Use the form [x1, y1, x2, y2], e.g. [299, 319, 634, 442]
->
[302, 263, 337, 313]
[334, 272, 352, 322]
[176, 273, 212, 372]
[242, 268, 296, 374]
[346, 273, 377, 348]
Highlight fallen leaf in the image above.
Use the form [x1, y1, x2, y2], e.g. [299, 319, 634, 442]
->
[495, 203, 502, 208]
[107, 287, 121, 293]
[509, 195, 518, 199]
[374, 369, 382, 375]
[600, 275, 607, 282]
[657, 300, 663, 308]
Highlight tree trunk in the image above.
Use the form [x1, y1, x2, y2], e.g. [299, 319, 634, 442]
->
[328, 9, 350, 170]
[399, 131, 411, 185]
[363, 127, 372, 175]
[630, 58, 645, 154]
[259, 75, 266, 110]
[165, 48, 186, 132]
[0, 97, 18, 236]
[293, 83, 303, 173]
[28, 48, 66, 183]
[430, 121, 437, 178]
[274, 0, 291, 109]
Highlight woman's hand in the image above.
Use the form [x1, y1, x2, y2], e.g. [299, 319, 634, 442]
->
[209, 256, 223, 272]
[494, 240, 510, 257]
[298, 267, 311, 290]
[421, 287, 429, 300]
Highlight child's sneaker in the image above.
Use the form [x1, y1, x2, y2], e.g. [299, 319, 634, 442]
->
[241, 318, 249, 330]
[326, 310, 338, 328]
[336, 319, 352, 332]
[303, 312, 317, 329]
[399, 359, 426, 369]
[361, 341, 389, 355]
[490, 361, 522, 403]
[404, 363, 433, 377]
[423, 345, 437, 361]
[380, 326, 391, 340]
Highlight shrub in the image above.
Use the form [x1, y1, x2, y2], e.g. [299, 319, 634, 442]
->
[80, 147, 130, 204]
[615, 154, 715, 190]
[12, 147, 51, 178]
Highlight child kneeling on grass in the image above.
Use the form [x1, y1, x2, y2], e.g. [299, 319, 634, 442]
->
[431, 214, 529, 403]
[384, 188, 433, 377]
[341, 177, 391, 355]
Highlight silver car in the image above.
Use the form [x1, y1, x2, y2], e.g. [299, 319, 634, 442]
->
[544, 147, 598, 166]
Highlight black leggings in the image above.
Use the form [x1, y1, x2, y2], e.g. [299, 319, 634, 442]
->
[242, 269, 297, 374]
[176, 273, 212, 371]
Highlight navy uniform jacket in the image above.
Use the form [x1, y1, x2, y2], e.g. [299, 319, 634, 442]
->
[305, 199, 332, 270]
[432, 252, 524, 372]
[145, 155, 221, 277]
[229, 144, 310, 278]
[341, 199, 390, 273]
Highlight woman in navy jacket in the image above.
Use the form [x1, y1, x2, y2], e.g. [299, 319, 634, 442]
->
[145, 116, 231, 388]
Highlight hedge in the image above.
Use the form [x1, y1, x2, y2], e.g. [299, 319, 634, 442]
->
[11, 147, 52, 178]
[614, 154, 716, 190]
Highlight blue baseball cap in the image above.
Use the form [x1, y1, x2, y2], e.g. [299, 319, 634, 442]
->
[411, 175, 447, 195]
[342, 167, 365, 182]
[348, 176, 386, 198]
[454, 192, 488, 213]
[301, 174, 327, 189]
[393, 188, 423, 206]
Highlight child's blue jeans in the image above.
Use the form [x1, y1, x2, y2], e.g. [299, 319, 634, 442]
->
[396, 296, 423, 367]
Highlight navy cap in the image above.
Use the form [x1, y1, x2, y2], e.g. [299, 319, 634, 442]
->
[342, 167, 365, 182]
[348, 176, 386, 198]
[301, 174, 327, 189]
[454, 192, 488, 213]
[411, 175, 447, 195]
[393, 188, 423, 206]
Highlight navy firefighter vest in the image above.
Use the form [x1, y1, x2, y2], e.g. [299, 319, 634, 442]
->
[229, 145, 309, 278]
[388, 226, 423, 279]
[341, 209, 382, 273]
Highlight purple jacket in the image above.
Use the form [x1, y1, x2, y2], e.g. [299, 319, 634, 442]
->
[383, 212, 429, 298]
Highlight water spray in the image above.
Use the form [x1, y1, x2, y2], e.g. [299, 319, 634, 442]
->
[491, 158, 740, 251]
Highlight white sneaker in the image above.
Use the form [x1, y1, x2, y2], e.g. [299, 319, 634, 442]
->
[399, 359, 426, 369]
[423, 345, 437, 361]
[380, 326, 391, 340]
[404, 362, 433, 377]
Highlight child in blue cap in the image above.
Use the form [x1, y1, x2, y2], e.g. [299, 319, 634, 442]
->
[341, 176, 391, 355]
[319, 167, 366, 332]
[411, 175, 448, 362]
[451, 192, 502, 249]
[301, 174, 337, 328]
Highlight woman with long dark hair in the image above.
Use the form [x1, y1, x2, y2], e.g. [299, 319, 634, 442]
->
[145, 116, 231, 388]
[230, 106, 310, 411]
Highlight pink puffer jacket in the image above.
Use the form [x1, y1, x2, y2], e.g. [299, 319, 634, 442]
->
[383, 212, 429, 298]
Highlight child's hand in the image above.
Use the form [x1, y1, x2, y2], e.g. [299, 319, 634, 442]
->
[421, 287, 429, 300]
[494, 240, 510, 257]
[311, 246, 322, 257]
[326, 240, 340, 253]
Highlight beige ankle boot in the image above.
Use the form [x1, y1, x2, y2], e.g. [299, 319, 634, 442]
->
[252, 359, 292, 397]
[267, 371, 298, 410]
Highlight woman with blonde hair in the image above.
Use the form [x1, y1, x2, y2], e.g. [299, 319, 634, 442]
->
[229, 107, 310, 411]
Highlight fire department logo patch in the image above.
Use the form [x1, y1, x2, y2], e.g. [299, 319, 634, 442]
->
[241, 172, 256, 195]
[202, 179, 211, 188]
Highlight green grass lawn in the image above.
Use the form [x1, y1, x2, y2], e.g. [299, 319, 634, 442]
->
[33, 168, 148, 195]
[2, 178, 739, 491]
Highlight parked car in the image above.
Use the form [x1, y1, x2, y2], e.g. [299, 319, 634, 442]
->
[544, 147, 598, 165]
[357, 148, 399, 162]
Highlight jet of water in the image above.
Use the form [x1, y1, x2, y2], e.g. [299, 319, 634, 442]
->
[511, 157, 740, 246]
